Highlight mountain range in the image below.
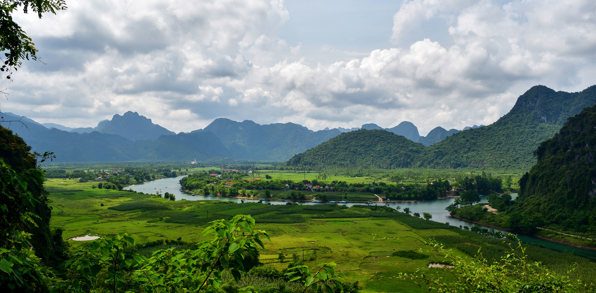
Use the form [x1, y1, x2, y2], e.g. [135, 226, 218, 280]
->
[2, 85, 593, 167]
[288, 85, 596, 170]
[361, 121, 462, 146]
[0, 109, 459, 163]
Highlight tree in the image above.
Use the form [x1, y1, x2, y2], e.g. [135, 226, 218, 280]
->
[460, 190, 480, 205]
[0, 126, 58, 291]
[403, 207, 411, 215]
[1, 0, 67, 78]
[423, 212, 432, 221]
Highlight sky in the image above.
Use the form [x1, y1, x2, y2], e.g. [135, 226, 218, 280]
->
[2, 0, 595, 135]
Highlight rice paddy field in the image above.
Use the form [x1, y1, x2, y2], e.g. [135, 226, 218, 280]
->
[46, 178, 595, 292]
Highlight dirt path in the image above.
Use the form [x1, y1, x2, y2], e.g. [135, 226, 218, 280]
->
[537, 227, 596, 241]
[374, 194, 383, 203]
[483, 204, 498, 214]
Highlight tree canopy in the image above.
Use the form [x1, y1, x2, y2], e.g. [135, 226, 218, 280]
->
[0, 0, 66, 78]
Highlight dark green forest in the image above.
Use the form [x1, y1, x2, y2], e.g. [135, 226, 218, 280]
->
[515, 102, 596, 233]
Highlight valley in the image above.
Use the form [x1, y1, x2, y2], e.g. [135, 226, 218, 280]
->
[3, 84, 596, 292]
[45, 176, 596, 292]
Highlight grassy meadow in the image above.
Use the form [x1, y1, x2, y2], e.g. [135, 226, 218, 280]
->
[252, 168, 524, 187]
[46, 178, 595, 292]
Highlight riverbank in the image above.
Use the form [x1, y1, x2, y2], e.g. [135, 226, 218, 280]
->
[450, 214, 596, 251]
[127, 177, 596, 256]
[450, 214, 511, 231]
[182, 187, 454, 204]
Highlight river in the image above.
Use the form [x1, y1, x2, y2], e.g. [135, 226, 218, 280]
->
[126, 176, 596, 260]
[124, 176, 477, 228]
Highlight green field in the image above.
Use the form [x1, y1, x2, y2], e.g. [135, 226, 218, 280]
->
[46, 178, 595, 292]
[252, 168, 523, 187]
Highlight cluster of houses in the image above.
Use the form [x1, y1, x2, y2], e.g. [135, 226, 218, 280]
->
[94, 170, 120, 181]
[303, 183, 333, 192]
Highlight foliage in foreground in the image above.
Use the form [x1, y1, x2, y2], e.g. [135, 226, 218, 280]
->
[0, 0, 67, 78]
[63, 215, 269, 292]
[402, 239, 587, 292]
[60, 215, 351, 292]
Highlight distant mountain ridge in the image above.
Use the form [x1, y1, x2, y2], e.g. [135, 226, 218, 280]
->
[287, 85, 596, 170]
[3, 111, 463, 162]
[95, 111, 174, 141]
[44, 111, 174, 141]
[363, 121, 460, 146]
[0, 113, 338, 162]
[203, 118, 341, 161]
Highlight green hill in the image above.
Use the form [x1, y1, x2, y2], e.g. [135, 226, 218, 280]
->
[514, 102, 596, 234]
[286, 129, 425, 169]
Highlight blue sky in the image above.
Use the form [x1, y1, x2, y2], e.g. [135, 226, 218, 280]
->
[281, 0, 400, 53]
[2, 0, 595, 135]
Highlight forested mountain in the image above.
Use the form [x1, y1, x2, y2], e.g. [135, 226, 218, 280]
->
[288, 85, 596, 170]
[513, 102, 596, 233]
[286, 129, 425, 169]
[203, 118, 341, 161]
[419, 85, 596, 169]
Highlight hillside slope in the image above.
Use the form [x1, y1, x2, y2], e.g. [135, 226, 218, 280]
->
[287, 129, 425, 168]
[419, 85, 596, 169]
[514, 102, 596, 233]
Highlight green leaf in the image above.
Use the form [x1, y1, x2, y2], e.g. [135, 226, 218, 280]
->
[0, 258, 14, 274]
[228, 242, 240, 253]
[305, 275, 315, 287]
[318, 271, 328, 281]
[289, 276, 302, 282]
